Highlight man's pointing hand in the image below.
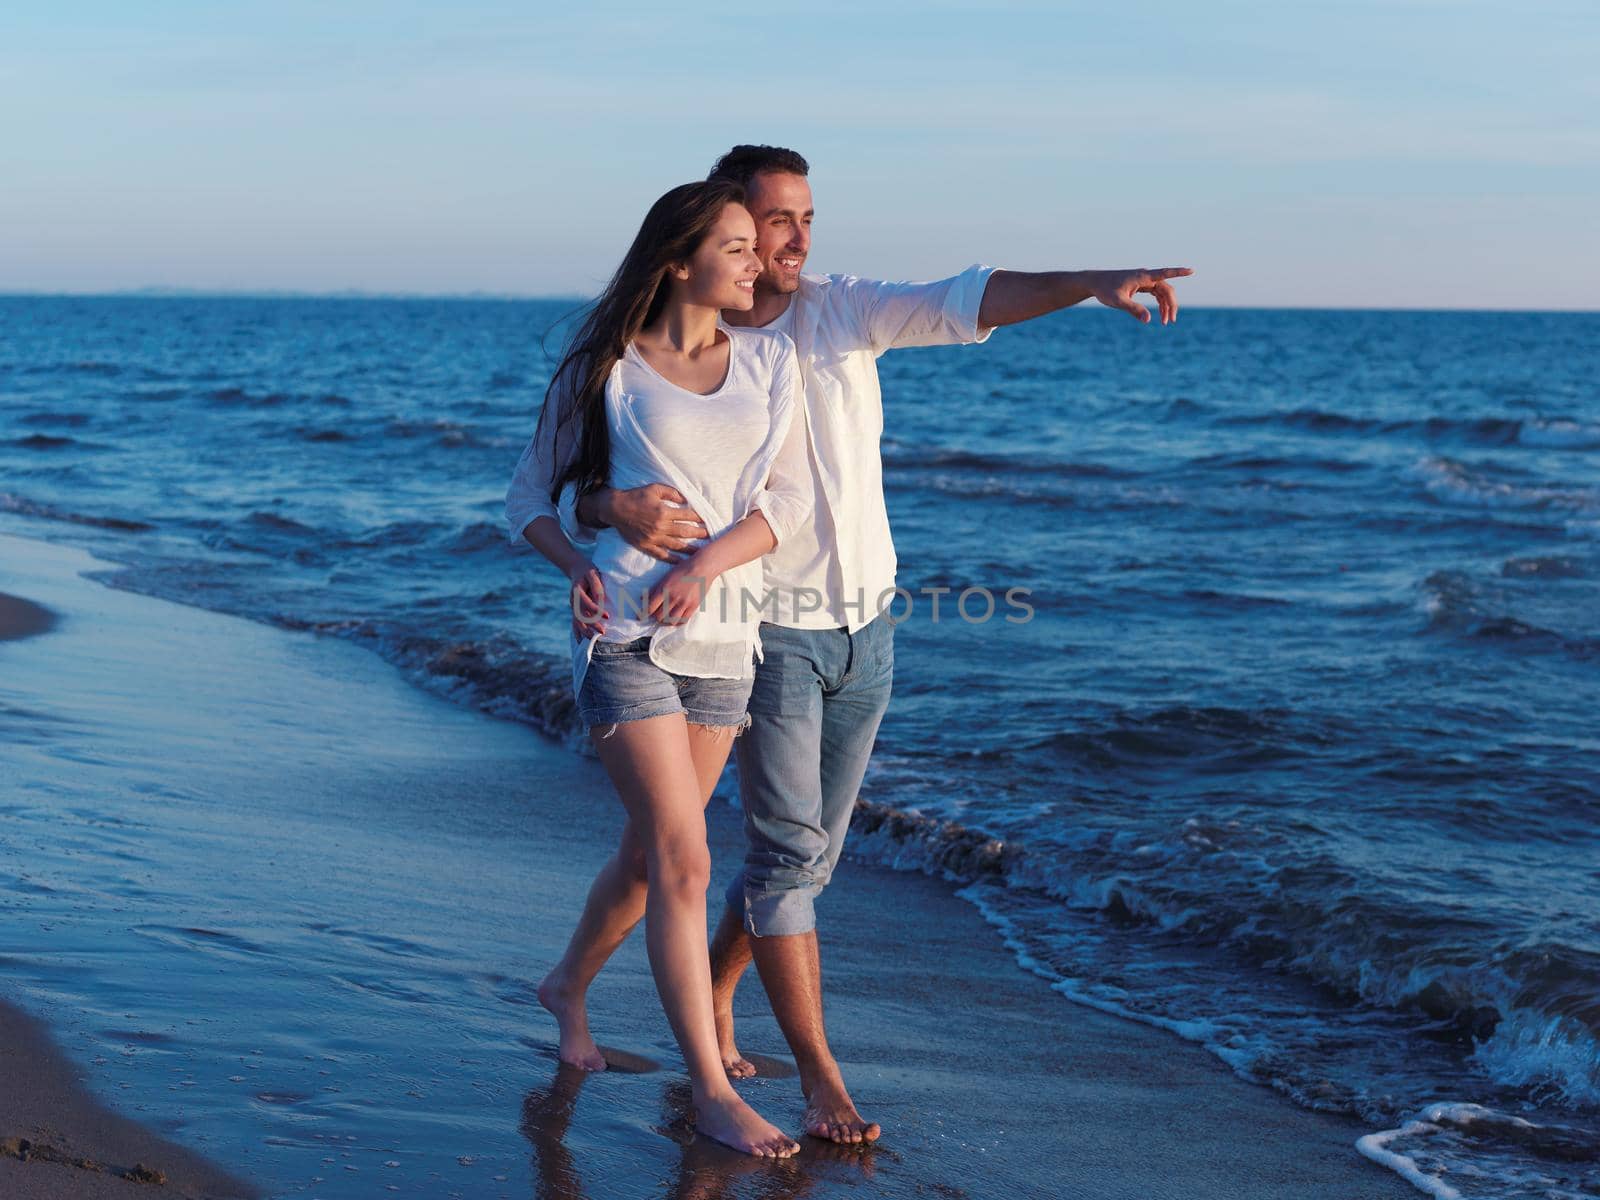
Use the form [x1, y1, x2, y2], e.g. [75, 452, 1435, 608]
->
[1091, 267, 1194, 325]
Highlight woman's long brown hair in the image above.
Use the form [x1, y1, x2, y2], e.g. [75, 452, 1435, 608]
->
[537, 178, 747, 505]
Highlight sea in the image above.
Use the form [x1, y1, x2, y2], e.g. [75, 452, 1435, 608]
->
[1, 295, 1596, 1199]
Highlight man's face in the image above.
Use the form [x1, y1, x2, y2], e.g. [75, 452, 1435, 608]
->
[744, 170, 813, 295]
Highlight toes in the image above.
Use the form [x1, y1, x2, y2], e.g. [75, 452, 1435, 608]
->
[861, 1121, 882, 1142]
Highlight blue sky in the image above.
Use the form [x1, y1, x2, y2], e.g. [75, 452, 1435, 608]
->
[4, 1, 1596, 307]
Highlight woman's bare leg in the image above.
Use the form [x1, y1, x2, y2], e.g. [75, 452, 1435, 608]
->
[537, 722, 739, 1070]
[536, 819, 648, 1070]
[591, 713, 796, 1156]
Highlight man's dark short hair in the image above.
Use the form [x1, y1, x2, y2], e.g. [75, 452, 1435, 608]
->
[707, 145, 810, 190]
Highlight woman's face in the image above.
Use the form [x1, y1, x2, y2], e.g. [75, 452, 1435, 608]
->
[676, 202, 761, 312]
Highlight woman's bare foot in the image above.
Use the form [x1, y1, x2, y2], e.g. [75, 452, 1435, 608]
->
[713, 1003, 756, 1078]
[536, 972, 607, 1072]
[802, 1076, 880, 1145]
[693, 1089, 800, 1158]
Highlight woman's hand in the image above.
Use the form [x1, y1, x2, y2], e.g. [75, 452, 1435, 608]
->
[568, 562, 609, 639]
[646, 553, 718, 626]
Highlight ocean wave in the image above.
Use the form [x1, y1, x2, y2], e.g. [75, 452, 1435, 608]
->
[443, 522, 510, 556]
[1218, 407, 1384, 434]
[1501, 556, 1589, 581]
[1411, 456, 1600, 513]
[881, 440, 1137, 479]
[980, 704, 1324, 770]
[1186, 451, 1366, 474]
[196, 386, 352, 408]
[244, 511, 321, 537]
[1420, 416, 1523, 445]
[382, 416, 492, 448]
[293, 427, 354, 443]
[1475, 1006, 1600, 1106]
[330, 521, 446, 551]
[0, 491, 154, 533]
[1358, 1103, 1600, 1200]
[1520, 418, 1600, 450]
[206, 387, 293, 407]
[189, 511, 329, 561]
[1216, 409, 1600, 452]
[1420, 570, 1600, 658]
[834, 789, 1600, 1117]
[17, 411, 91, 427]
[286, 619, 585, 749]
[885, 472, 1185, 511]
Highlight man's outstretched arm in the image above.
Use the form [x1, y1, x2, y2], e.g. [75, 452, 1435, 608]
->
[977, 267, 1194, 328]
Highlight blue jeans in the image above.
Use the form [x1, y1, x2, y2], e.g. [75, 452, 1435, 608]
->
[723, 614, 895, 936]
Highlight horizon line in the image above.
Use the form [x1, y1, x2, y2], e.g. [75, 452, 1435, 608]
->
[1, 288, 1597, 316]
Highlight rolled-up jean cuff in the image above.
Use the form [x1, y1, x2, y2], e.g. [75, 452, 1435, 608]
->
[740, 885, 819, 938]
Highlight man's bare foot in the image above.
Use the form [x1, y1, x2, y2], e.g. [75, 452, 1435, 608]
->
[536, 972, 606, 1072]
[802, 1077, 880, 1145]
[714, 1003, 756, 1078]
[693, 1089, 800, 1158]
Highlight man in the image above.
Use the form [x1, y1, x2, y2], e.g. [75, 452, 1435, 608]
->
[565, 145, 1189, 1143]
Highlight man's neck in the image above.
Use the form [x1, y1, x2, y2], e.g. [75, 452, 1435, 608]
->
[723, 286, 795, 330]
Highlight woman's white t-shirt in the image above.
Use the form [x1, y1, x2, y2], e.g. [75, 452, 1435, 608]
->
[597, 330, 796, 641]
[503, 322, 812, 693]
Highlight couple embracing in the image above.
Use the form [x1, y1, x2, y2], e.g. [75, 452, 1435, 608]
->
[505, 144, 1189, 1157]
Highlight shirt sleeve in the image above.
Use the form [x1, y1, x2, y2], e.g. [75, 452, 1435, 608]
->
[504, 364, 587, 548]
[556, 481, 601, 549]
[842, 263, 998, 355]
[749, 337, 814, 548]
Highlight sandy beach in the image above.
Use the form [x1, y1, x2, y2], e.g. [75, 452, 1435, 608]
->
[0, 528, 1411, 1198]
[0, 997, 257, 1199]
[0, 591, 56, 643]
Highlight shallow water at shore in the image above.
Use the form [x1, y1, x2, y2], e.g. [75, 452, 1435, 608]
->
[0, 534, 1411, 1199]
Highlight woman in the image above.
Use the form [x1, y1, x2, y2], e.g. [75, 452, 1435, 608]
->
[504, 179, 810, 1158]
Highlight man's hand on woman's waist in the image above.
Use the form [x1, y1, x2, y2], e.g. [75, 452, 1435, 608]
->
[581, 483, 709, 563]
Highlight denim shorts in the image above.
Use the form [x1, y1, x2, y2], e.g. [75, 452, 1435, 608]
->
[576, 635, 754, 737]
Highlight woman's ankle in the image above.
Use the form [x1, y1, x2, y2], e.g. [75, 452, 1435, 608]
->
[689, 1078, 740, 1106]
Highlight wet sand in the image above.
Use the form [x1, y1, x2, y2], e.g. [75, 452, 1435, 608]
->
[0, 999, 256, 1199]
[0, 591, 57, 642]
[0, 529, 1412, 1199]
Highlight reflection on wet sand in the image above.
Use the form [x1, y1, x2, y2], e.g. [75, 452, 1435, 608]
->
[521, 1062, 881, 1200]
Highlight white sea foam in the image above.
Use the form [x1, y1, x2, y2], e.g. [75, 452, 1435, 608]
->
[1520, 418, 1600, 450]
[1410, 455, 1600, 512]
[1473, 1008, 1600, 1106]
[1355, 1103, 1489, 1200]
